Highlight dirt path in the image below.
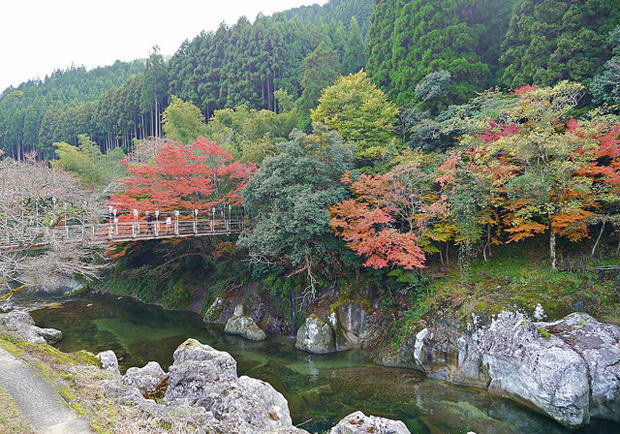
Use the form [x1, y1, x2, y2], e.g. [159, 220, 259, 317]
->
[0, 347, 95, 434]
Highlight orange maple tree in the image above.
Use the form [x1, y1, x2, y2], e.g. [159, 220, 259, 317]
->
[109, 138, 256, 216]
[329, 172, 426, 270]
[445, 83, 620, 268]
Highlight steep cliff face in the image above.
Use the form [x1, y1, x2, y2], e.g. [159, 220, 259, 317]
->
[375, 311, 620, 429]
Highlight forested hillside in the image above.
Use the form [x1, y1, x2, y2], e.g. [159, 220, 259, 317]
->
[0, 0, 372, 159]
[2, 0, 618, 163]
[279, 0, 374, 35]
[0, 60, 146, 159]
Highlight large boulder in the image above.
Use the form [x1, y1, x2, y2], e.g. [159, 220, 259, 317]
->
[164, 339, 237, 405]
[327, 300, 371, 351]
[458, 311, 591, 428]
[203, 296, 225, 323]
[209, 375, 294, 432]
[295, 314, 336, 354]
[329, 411, 411, 434]
[543, 313, 620, 422]
[164, 338, 305, 434]
[104, 338, 417, 434]
[123, 361, 167, 394]
[0, 310, 62, 344]
[337, 300, 369, 338]
[224, 305, 267, 341]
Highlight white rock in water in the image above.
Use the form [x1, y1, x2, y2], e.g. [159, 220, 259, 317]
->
[295, 314, 336, 354]
[225, 315, 267, 341]
[329, 411, 411, 434]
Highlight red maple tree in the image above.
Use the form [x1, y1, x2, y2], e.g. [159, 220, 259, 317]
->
[330, 172, 426, 270]
[109, 138, 256, 217]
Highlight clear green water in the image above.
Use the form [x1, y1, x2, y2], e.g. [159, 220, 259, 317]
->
[28, 294, 619, 434]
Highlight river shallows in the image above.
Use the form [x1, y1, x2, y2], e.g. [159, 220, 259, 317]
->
[29, 293, 618, 434]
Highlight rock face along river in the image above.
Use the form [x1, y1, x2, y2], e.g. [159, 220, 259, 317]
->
[28, 293, 618, 434]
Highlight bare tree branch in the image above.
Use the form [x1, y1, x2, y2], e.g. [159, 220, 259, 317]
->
[0, 158, 109, 294]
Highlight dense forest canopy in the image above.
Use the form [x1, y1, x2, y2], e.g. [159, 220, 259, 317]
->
[3, 0, 618, 163]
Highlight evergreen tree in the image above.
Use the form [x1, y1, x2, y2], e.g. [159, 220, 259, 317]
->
[500, 0, 620, 88]
[297, 41, 341, 130]
[342, 17, 368, 75]
[590, 24, 620, 111]
[367, 0, 514, 106]
[328, 19, 348, 67]
[365, 0, 397, 91]
[140, 47, 169, 139]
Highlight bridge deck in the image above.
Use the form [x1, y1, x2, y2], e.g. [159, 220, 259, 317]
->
[0, 218, 242, 252]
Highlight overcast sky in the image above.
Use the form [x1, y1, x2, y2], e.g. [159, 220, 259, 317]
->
[0, 0, 327, 91]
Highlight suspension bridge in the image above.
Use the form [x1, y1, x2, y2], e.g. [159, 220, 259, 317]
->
[0, 207, 244, 252]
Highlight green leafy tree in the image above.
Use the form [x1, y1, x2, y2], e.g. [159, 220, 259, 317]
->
[206, 100, 298, 164]
[415, 70, 452, 113]
[52, 134, 127, 186]
[238, 125, 355, 298]
[162, 96, 208, 144]
[311, 71, 399, 169]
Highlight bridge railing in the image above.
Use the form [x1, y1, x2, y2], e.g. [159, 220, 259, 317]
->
[104, 218, 243, 241]
[0, 218, 244, 251]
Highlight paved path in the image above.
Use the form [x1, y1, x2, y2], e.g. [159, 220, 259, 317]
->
[0, 347, 95, 434]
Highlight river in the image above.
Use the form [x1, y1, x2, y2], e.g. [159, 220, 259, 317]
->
[21, 293, 618, 434]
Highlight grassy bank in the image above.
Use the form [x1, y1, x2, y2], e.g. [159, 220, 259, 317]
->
[0, 383, 34, 434]
[0, 332, 202, 434]
[391, 239, 620, 344]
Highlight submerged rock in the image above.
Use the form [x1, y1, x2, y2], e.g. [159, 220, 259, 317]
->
[329, 411, 411, 434]
[295, 314, 336, 354]
[0, 310, 62, 344]
[224, 305, 267, 341]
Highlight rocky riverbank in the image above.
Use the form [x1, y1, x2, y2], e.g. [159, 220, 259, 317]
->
[201, 282, 620, 430]
[373, 310, 620, 429]
[0, 310, 414, 434]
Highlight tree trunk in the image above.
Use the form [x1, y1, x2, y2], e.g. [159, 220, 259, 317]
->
[154, 98, 161, 137]
[550, 228, 557, 270]
[290, 288, 297, 335]
[591, 220, 606, 257]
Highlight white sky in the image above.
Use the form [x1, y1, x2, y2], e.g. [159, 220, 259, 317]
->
[0, 0, 328, 91]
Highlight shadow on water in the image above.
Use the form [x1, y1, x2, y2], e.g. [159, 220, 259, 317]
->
[26, 293, 619, 434]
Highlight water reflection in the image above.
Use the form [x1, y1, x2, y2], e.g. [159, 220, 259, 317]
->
[25, 293, 618, 434]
